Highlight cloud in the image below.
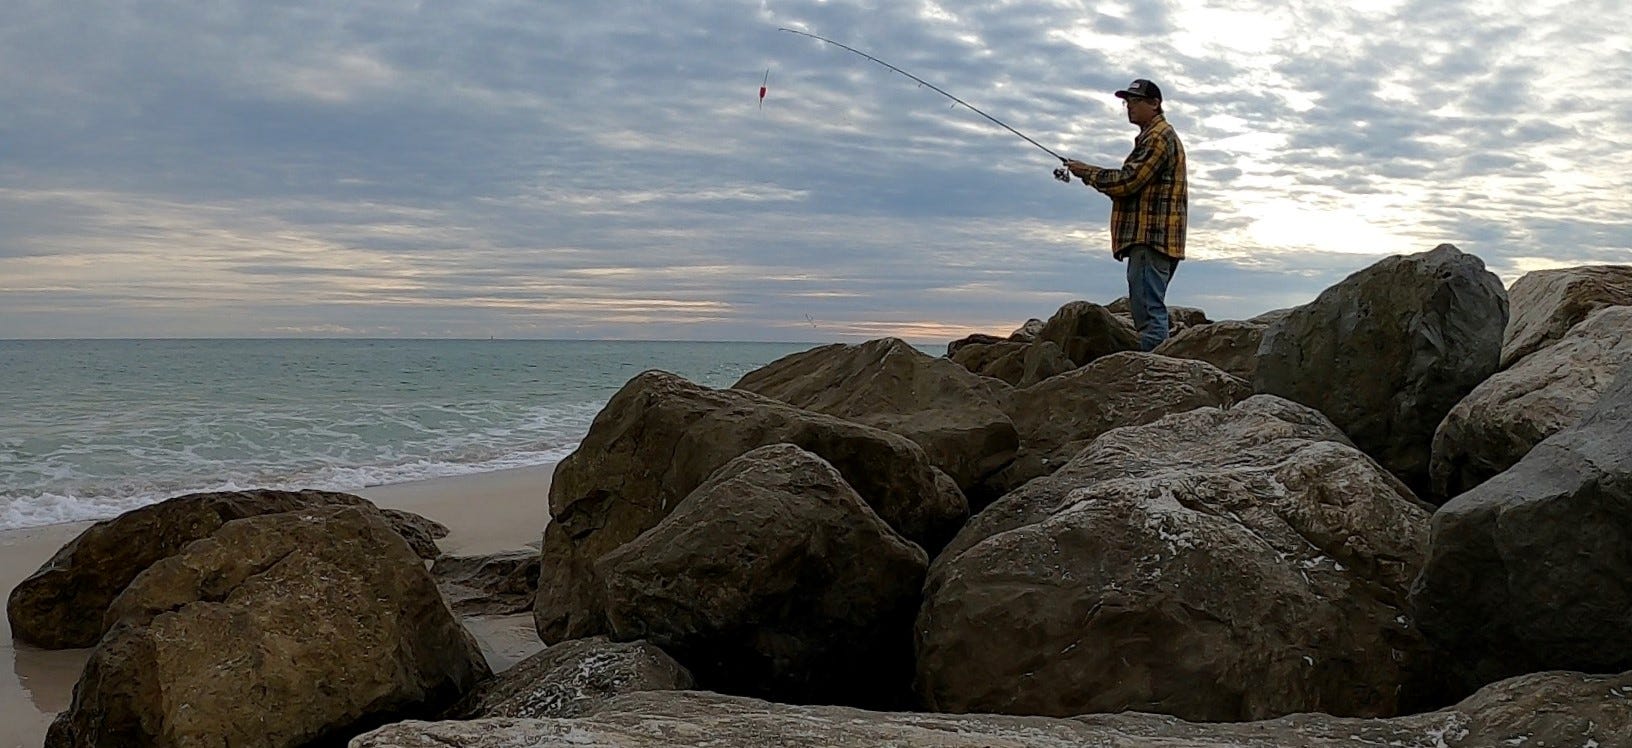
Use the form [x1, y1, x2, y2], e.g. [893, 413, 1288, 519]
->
[0, 0, 1628, 341]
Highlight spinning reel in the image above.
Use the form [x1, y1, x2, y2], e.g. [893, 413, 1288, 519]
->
[1053, 166, 1073, 183]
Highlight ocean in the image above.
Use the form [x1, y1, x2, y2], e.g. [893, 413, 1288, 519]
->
[0, 339, 815, 531]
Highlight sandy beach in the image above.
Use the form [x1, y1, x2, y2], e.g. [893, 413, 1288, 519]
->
[0, 463, 557, 748]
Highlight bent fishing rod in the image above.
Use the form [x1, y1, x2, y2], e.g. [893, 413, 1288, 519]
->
[779, 27, 1075, 183]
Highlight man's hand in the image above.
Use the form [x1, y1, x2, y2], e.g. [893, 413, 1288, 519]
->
[1063, 159, 1100, 182]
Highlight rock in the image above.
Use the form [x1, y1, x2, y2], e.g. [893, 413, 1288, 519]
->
[1107, 297, 1212, 332]
[46, 506, 489, 748]
[351, 670, 1632, 747]
[994, 352, 1253, 493]
[1502, 264, 1632, 368]
[1431, 306, 1632, 498]
[945, 332, 1006, 359]
[733, 338, 1018, 497]
[950, 339, 1075, 389]
[919, 396, 1432, 721]
[1153, 319, 1271, 381]
[433, 550, 542, 616]
[599, 444, 928, 708]
[534, 371, 964, 644]
[1009, 318, 1045, 342]
[1038, 300, 1140, 366]
[1254, 244, 1508, 497]
[381, 507, 452, 556]
[448, 637, 691, 719]
[7, 489, 444, 649]
[1411, 361, 1632, 696]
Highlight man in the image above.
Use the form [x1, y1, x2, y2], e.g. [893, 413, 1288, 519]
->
[1064, 78, 1188, 351]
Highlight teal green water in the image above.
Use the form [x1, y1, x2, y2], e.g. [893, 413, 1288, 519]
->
[0, 339, 813, 530]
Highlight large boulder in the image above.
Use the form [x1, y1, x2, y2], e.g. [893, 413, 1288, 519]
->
[432, 549, 541, 616]
[534, 371, 963, 644]
[1411, 360, 1632, 695]
[352, 669, 1632, 747]
[949, 339, 1075, 389]
[1038, 300, 1140, 366]
[46, 506, 488, 748]
[1254, 244, 1507, 497]
[918, 396, 1432, 722]
[7, 489, 444, 649]
[994, 352, 1253, 493]
[599, 444, 928, 708]
[448, 637, 692, 719]
[1431, 306, 1632, 498]
[1501, 264, 1632, 368]
[733, 338, 1018, 496]
[1153, 319, 1271, 381]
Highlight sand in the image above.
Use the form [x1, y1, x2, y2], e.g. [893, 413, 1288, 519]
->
[0, 463, 557, 748]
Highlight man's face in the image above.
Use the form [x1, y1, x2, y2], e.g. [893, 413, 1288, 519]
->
[1122, 96, 1159, 125]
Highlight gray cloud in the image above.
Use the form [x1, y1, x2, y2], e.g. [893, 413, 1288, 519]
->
[1, 0, 1628, 341]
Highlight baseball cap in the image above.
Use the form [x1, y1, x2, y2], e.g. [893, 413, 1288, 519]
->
[1114, 79, 1163, 101]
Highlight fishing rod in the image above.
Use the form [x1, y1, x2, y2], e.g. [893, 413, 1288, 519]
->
[779, 27, 1074, 182]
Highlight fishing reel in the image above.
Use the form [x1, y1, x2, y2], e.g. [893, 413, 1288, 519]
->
[1053, 167, 1073, 183]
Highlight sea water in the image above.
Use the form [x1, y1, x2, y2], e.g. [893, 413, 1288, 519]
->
[0, 339, 813, 531]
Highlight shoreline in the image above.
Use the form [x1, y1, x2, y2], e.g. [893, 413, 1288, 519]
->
[1, 462, 558, 748]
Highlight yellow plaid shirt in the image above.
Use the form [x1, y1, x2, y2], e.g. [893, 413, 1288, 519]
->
[1087, 114, 1187, 260]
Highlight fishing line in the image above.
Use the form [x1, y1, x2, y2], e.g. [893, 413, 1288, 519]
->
[779, 27, 1073, 181]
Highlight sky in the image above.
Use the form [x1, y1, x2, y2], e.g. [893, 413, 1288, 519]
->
[2, 0, 1629, 342]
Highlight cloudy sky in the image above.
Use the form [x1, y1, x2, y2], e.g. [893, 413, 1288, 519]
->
[2, 0, 1628, 342]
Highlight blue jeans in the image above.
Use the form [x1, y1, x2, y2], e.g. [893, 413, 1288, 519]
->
[1125, 244, 1176, 351]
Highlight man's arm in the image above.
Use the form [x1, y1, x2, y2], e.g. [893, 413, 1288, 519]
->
[1087, 133, 1171, 198]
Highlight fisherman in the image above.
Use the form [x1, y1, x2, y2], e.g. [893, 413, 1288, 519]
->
[1064, 79, 1188, 351]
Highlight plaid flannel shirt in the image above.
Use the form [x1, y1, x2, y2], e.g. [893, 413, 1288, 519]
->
[1087, 114, 1187, 260]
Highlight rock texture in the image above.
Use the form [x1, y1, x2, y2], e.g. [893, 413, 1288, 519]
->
[1431, 305, 1632, 498]
[1038, 300, 1141, 366]
[448, 637, 691, 719]
[1153, 319, 1271, 381]
[534, 371, 963, 644]
[46, 506, 488, 748]
[733, 338, 1018, 496]
[352, 670, 1632, 747]
[949, 339, 1075, 388]
[1254, 244, 1508, 497]
[433, 549, 542, 616]
[8, 489, 445, 649]
[599, 444, 928, 708]
[995, 352, 1253, 494]
[919, 396, 1432, 722]
[1501, 264, 1632, 368]
[1412, 361, 1632, 696]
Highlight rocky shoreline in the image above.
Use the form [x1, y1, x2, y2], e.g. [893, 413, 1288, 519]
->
[9, 245, 1632, 746]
